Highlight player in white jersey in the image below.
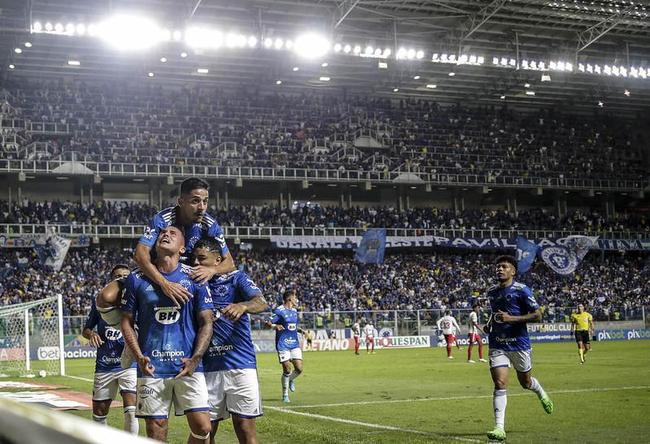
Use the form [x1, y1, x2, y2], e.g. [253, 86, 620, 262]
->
[437, 310, 461, 359]
[467, 304, 487, 363]
[363, 322, 377, 354]
[352, 322, 361, 355]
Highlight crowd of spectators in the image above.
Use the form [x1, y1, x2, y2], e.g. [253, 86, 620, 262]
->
[1, 247, 647, 321]
[2, 81, 646, 185]
[1, 199, 648, 234]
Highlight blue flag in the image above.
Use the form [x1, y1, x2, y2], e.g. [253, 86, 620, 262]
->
[516, 236, 539, 274]
[539, 235, 597, 275]
[355, 229, 386, 264]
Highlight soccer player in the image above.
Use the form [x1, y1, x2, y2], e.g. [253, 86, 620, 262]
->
[192, 238, 268, 444]
[484, 255, 554, 442]
[570, 303, 594, 364]
[120, 226, 214, 443]
[363, 321, 377, 354]
[266, 290, 304, 403]
[351, 321, 361, 355]
[437, 310, 461, 359]
[82, 264, 138, 434]
[467, 304, 487, 363]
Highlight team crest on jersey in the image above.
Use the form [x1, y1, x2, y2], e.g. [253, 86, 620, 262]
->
[154, 306, 180, 324]
[180, 279, 192, 290]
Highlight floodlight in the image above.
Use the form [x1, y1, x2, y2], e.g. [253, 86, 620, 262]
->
[594, 65, 601, 74]
[578, 63, 585, 72]
[87, 24, 98, 36]
[468, 55, 476, 64]
[197, 68, 209, 73]
[620, 67, 627, 77]
[426, 84, 436, 89]
[448, 54, 456, 62]
[549, 61, 557, 70]
[397, 47, 407, 59]
[612, 66, 620, 76]
[226, 33, 246, 48]
[160, 29, 171, 41]
[66, 23, 75, 34]
[24, 42, 32, 48]
[76, 24, 86, 35]
[441, 53, 448, 62]
[538, 62, 545, 69]
[492, 57, 499, 65]
[9, 64, 15, 69]
[477, 56, 484, 64]
[264, 38, 273, 48]
[407, 49, 416, 59]
[293, 66, 299, 71]
[432, 53, 439, 61]
[500, 95, 506, 99]
[54, 23, 63, 33]
[541, 74, 551, 82]
[448, 72, 455, 76]
[67, 60, 80, 66]
[173, 30, 182, 41]
[509, 58, 516, 66]
[524, 83, 530, 88]
[321, 62, 328, 67]
[294, 33, 330, 59]
[353, 45, 361, 54]
[285, 40, 293, 49]
[393, 88, 399, 92]
[500, 57, 507, 66]
[45, 22, 53, 31]
[148, 72, 154, 77]
[365, 46, 374, 55]
[319, 76, 330, 81]
[383, 48, 391, 57]
[374, 48, 382, 56]
[624, 89, 631, 96]
[276, 80, 282, 85]
[160, 57, 167, 62]
[416, 50, 424, 59]
[185, 27, 223, 49]
[334, 43, 342, 52]
[180, 51, 188, 58]
[33, 22, 42, 32]
[522, 60, 529, 69]
[14, 48, 22, 54]
[630, 67, 638, 77]
[273, 38, 284, 49]
[413, 75, 420, 80]
[525, 91, 535, 95]
[247, 36, 257, 47]
[99, 15, 165, 50]
[343, 44, 351, 53]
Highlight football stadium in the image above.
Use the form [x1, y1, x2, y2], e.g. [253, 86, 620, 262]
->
[1, 0, 650, 442]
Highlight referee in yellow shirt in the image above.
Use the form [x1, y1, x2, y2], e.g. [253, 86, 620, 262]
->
[570, 303, 594, 364]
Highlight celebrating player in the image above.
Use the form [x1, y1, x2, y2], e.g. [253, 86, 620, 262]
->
[121, 226, 214, 443]
[484, 255, 554, 442]
[437, 310, 461, 359]
[82, 264, 138, 434]
[363, 321, 377, 354]
[266, 290, 304, 403]
[570, 303, 594, 364]
[351, 321, 361, 355]
[467, 304, 486, 363]
[192, 238, 268, 444]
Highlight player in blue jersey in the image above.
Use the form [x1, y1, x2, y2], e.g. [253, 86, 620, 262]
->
[83, 263, 139, 434]
[483, 255, 554, 442]
[266, 290, 305, 403]
[120, 226, 214, 443]
[191, 238, 268, 444]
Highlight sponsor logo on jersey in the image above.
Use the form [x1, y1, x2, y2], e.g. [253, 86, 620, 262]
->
[151, 349, 185, 359]
[104, 327, 123, 341]
[154, 307, 180, 324]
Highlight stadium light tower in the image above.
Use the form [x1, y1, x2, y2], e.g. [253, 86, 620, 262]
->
[294, 33, 330, 59]
[97, 14, 165, 50]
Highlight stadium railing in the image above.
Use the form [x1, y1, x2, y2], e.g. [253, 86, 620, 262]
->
[0, 159, 646, 191]
[1, 223, 647, 240]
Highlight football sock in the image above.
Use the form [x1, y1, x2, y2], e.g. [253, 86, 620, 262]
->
[493, 389, 507, 429]
[289, 370, 301, 381]
[527, 377, 547, 399]
[467, 344, 473, 360]
[282, 372, 291, 395]
[92, 414, 107, 425]
[123, 406, 139, 434]
[478, 343, 484, 359]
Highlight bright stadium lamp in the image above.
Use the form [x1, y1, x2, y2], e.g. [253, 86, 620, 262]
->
[33, 21, 42, 32]
[294, 33, 330, 59]
[76, 24, 86, 35]
[185, 27, 223, 49]
[98, 14, 165, 50]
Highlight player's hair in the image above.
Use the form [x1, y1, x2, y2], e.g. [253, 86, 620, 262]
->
[472, 303, 480, 309]
[109, 263, 129, 276]
[193, 237, 222, 257]
[283, 290, 296, 302]
[495, 255, 518, 272]
[179, 177, 209, 196]
[445, 309, 452, 316]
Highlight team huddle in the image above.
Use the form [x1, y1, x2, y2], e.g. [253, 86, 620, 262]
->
[80, 177, 594, 442]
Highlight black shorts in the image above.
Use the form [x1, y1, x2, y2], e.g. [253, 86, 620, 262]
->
[575, 330, 590, 344]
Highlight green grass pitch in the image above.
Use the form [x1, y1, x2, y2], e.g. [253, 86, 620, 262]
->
[12, 341, 650, 443]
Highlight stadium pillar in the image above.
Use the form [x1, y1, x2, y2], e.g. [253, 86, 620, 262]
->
[224, 190, 229, 208]
[416, 310, 421, 335]
[279, 192, 284, 209]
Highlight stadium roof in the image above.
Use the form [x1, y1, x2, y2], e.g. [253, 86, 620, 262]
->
[1, 0, 650, 113]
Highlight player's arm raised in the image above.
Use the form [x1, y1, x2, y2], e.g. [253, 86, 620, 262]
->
[176, 309, 213, 379]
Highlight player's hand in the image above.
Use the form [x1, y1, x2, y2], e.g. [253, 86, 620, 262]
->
[162, 281, 191, 307]
[495, 310, 515, 323]
[175, 357, 200, 379]
[275, 325, 285, 331]
[190, 265, 217, 285]
[221, 303, 247, 322]
[138, 356, 155, 377]
[87, 332, 104, 348]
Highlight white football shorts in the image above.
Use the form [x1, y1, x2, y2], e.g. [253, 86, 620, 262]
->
[489, 348, 533, 373]
[92, 368, 137, 401]
[277, 348, 303, 363]
[97, 305, 122, 328]
[136, 373, 209, 419]
[205, 369, 263, 422]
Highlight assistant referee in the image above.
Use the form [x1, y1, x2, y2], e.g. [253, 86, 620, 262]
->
[570, 303, 594, 364]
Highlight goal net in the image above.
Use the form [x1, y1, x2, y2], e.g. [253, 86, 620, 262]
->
[0, 295, 65, 377]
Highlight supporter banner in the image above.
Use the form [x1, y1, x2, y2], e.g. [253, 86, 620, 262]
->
[355, 229, 386, 264]
[516, 236, 539, 274]
[35, 235, 71, 271]
[272, 235, 650, 251]
[538, 235, 597, 275]
[0, 233, 90, 249]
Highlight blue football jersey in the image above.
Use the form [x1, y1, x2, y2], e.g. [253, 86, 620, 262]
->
[270, 305, 301, 351]
[487, 281, 539, 351]
[121, 264, 213, 378]
[203, 270, 262, 372]
[138, 207, 229, 257]
[84, 299, 136, 374]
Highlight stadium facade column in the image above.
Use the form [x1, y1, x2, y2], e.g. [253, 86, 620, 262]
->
[555, 193, 568, 218]
[605, 199, 616, 217]
[506, 196, 518, 216]
[148, 178, 162, 207]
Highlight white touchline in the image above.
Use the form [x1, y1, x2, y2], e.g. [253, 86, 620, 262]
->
[287, 385, 650, 409]
[265, 406, 482, 443]
[66, 375, 93, 383]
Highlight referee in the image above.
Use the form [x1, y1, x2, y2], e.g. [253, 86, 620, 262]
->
[570, 303, 594, 364]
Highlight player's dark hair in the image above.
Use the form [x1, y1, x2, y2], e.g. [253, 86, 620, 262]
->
[495, 255, 518, 272]
[283, 290, 296, 302]
[445, 310, 452, 316]
[110, 263, 129, 276]
[180, 177, 209, 196]
[193, 237, 222, 257]
[472, 303, 480, 309]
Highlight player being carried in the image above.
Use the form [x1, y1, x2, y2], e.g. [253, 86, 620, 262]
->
[121, 226, 214, 443]
[437, 310, 461, 359]
[467, 304, 487, 363]
[351, 321, 361, 355]
[363, 321, 377, 354]
[82, 264, 138, 434]
[266, 290, 305, 403]
[192, 238, 269, 444]
[484, 255, 554, 442]
[570, 303, 594, 364]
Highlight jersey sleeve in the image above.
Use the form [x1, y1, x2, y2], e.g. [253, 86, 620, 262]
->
[83, 300, 100, 331]
[194, 283, 214, 312]
[138, 212, 166, 248]
[120, 272, 138, 316]
[270, 308, 281, 324]
[520, 286, 540, 313]
[208, 221, 229, 256]
[236, 272, 262, 301]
